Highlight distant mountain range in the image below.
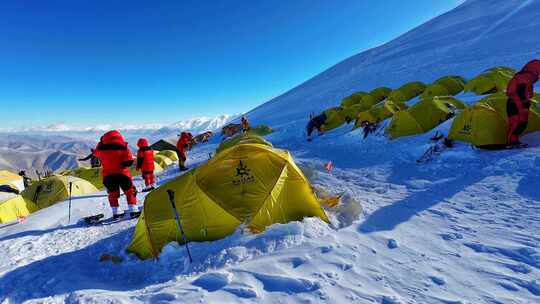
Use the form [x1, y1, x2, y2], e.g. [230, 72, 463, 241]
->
[0, 115, 233, 175]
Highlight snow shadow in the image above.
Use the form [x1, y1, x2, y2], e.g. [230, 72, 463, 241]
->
[0, 219, 320, 303]
[516, 173, 540, 201]
[358, 164, 484, 233]
[0, 228, 151, 303]
[0, 223, 80, 242]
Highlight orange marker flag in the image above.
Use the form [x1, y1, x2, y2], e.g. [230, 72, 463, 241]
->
[324, 161, 333, 172]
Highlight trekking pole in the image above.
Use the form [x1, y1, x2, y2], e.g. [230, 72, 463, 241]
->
[68, 181, 73, 224]
[167, 189, 193, 263]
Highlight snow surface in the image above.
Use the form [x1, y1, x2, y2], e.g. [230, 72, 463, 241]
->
[2, 0, 540, 303]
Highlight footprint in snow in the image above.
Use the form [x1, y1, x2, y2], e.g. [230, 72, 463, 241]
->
[192, 272, 232, 292]
[223, 286, 258, 299]
[280, 256, 308, 268]
[429, 276, 446, 286]
[251, 273, 320, 294]
[440, 233, 463, 241]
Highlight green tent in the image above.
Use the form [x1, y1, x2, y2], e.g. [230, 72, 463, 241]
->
[422, 75, 466, 100]
[369, 87, 392, 102]
[320, 107, 348, 132]
[388, 81, 427, 102]
[354, 101, 407, 128]
[449, 92, 540, 148]
[386, 96, 465, 139]
[341, 92, 368, 107]
[464, 68, 515, 95]
[249, 125, 273, 136]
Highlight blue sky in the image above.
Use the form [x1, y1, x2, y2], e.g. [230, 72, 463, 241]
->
[0, 0, 463, 128]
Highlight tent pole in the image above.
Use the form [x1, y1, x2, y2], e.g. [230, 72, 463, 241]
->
[167, 189, 193, 263]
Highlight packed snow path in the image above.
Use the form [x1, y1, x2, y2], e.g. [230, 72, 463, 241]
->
[1, 128, 539, 303]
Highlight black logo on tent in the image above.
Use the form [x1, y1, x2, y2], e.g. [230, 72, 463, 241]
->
[233, 160, 255, 186]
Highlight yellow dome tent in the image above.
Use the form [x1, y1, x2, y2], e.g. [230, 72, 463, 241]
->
[127, 143, 329, 259]
[156, 150, 179, 162]
[341, 92, 368, 107]
[250, 125, 273, 136]
[388, 81, 427, 103]
[0, 194, 38, 224]
[369, 87, 392, 101]
[449, 93, 540, 148]
[63, 167, 104, 189]
[464, 68, 515, 95]
[21, 175, 99, 210]
[386, 97, 465, 139]
[217, 133, 272, 154]
[154, 154, 174, 168]
[0, 170, 25, 192]
[354, 100, 408, 128]
[421, 76, 466, 100]
[320, 107, 348, 132]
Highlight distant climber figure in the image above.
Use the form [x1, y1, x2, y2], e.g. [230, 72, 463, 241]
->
[506, 59, 540, 148]
[306, 113, 327, 142]
[18, 171, 32, 188]
[360, 121, 378, 139]
[94, 130, 139, 219]
[78, 149, 101, 168]
[241, 116, 250, 133]
[136, 138, 155, 192]
[176, 132, 191, 171]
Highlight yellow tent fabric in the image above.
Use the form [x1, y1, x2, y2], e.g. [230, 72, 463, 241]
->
[0, 170, 24, 191]
[449, 93, 540, 147]
[386, 97, 464, 139]
[64, 167, 104, 189]
[154, 154, 174, 168]
[464, 69, 514, 95]
[341, 92, 368, 107]
[157, 150, 179, 162]
[217, 133, 272, 154]
[320, 107, 347, 132]
[250, 125, 273, 136]
[354, 101, 408, 128]
[127, 143, 329, 259]
[0, 194, 38, 224]
[388, 81, 427, 102]
[369, 87, 392, 101]
[421, 76, 466, 100]
[484, 66, 516, 75]
[21, 175, 99, 209]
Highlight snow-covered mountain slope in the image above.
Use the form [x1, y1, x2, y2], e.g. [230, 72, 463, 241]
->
[0, 134, 95, 176]
[151, 114, 233, 140]
[0, 115, 232, 175]
[2, 1, 540, 303]
[1, 126, 539, 303]
[248, 0, 540, 131]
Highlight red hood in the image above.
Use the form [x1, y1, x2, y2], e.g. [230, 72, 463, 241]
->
[100, 130, 127, 146]
[522, 59, 540, 79]
[137, 138, 149, 148]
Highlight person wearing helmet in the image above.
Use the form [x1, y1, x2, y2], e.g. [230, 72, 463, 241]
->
[78, 148, 101, 168]
[506, 59, 540, 148]
[136, 138, 155, 192]
[241, 116, 250, 133]
[176, 132, 190, 171]
[94, 130, 139, 219]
